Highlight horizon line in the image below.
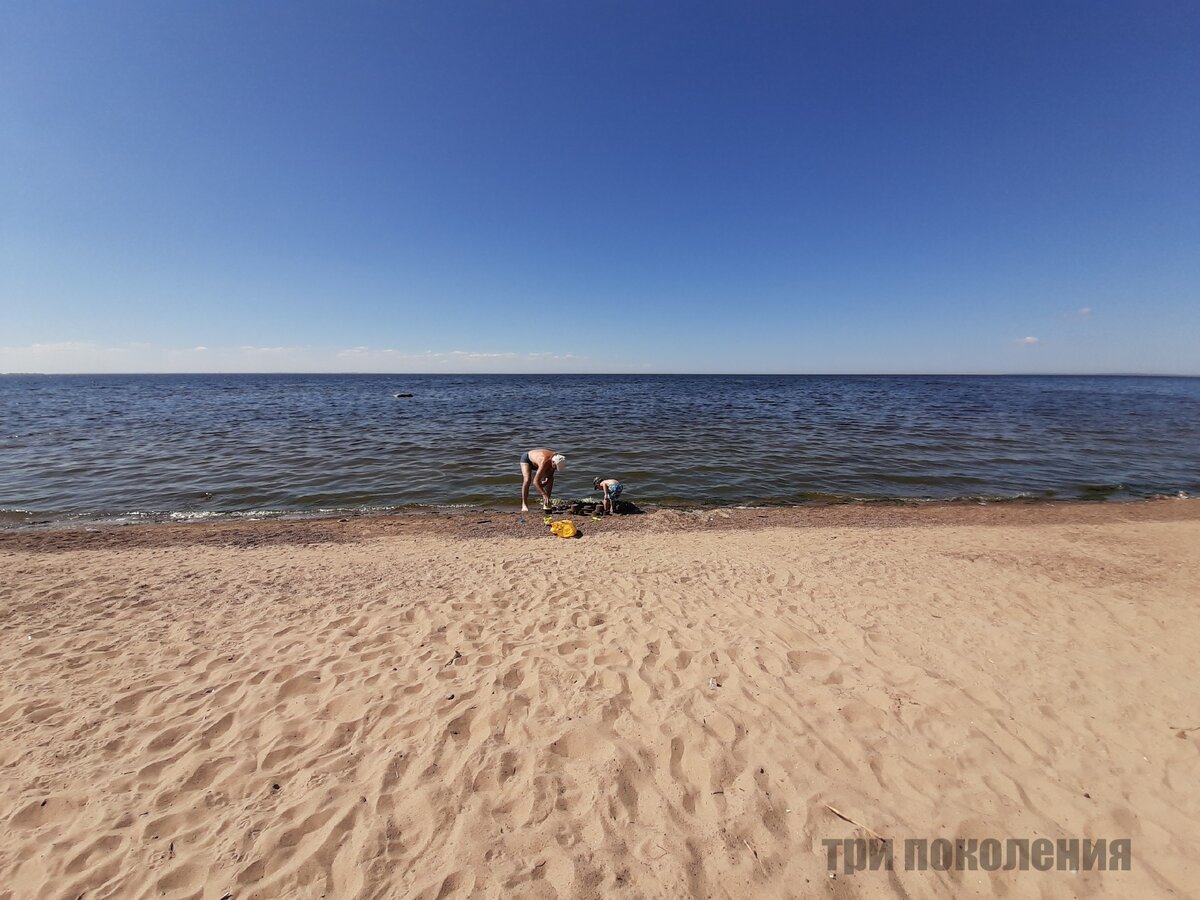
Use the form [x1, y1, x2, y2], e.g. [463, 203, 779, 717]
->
[3, 371, 1198, 379]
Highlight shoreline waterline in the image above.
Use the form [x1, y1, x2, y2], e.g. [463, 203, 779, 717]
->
[3, 493, 1195, 539]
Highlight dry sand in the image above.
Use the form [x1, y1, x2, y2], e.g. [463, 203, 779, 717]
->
[1, 501, 1198, 899]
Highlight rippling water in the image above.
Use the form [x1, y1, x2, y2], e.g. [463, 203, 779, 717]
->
[1, 374, 1198, 524]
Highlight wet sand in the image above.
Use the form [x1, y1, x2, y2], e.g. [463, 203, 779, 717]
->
[2, 501, 1198, 898]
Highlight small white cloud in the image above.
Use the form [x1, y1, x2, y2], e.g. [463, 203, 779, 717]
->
[1059, 306, 1093, 320]
[1017, 336, 1040, 345]
[193, 346, 208, 352]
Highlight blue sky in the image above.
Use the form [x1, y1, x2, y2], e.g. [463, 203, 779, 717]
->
[1, 2, 1197, 374]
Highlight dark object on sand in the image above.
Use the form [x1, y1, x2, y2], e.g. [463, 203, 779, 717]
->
[393, 392, 414, 398]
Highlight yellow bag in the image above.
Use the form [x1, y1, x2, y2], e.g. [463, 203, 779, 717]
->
[548, 520, 578, 539]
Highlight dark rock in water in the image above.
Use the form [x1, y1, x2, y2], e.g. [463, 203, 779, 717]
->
[556, 498, 643, 516]
[393, 393, 414, 398]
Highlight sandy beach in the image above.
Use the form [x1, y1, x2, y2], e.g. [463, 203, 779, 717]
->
[2, 501, 1198, 899]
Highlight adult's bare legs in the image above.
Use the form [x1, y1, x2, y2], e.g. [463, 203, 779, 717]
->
[521, 462, 533, 512]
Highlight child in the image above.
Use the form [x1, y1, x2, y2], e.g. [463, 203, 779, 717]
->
[593, 476, 624, 515]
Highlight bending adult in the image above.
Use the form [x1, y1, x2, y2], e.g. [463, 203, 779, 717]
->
[520, 449, 566, 512]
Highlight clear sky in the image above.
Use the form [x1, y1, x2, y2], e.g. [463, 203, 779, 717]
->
[1, 1, 1197, 374]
